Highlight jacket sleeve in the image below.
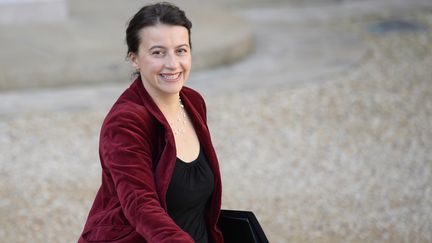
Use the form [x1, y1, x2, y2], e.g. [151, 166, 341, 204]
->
[100, 109, 194, 243]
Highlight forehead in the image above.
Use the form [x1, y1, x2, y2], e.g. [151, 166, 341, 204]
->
[138, 24, 189, 48]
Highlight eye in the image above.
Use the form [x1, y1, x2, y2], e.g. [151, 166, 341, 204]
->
[151, 50, 165, 57]
[176, 48, 188, 55]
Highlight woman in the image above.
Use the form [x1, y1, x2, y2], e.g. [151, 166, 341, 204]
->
[78, 3, 223, 243]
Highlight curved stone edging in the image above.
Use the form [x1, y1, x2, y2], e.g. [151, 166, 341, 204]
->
[0, 1, 254, 90]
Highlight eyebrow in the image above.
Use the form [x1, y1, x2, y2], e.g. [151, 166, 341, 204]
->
[148, 44, 190, 51]
[176, 44, 190, 49]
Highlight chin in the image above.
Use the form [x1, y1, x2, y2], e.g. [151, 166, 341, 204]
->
[162, 85, 184, 95]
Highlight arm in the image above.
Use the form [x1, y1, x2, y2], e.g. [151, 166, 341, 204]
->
[101, 110, 194, 243]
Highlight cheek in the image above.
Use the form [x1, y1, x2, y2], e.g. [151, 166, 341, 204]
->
[181, 57, 192, 71]
[140, 58, 163, 73]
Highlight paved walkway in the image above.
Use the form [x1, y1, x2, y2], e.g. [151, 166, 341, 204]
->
[1, 0, 432, 242]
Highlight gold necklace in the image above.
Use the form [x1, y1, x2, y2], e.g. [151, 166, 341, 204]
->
[169, 97, 187, 136]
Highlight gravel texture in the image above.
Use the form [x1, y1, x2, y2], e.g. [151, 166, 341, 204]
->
[1, 6, 432, 243]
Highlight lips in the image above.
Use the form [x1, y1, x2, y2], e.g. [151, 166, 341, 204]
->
[159, 72, 181, 82]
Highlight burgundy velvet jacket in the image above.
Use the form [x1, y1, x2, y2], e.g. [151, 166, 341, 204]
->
[78, 77, 223, 243]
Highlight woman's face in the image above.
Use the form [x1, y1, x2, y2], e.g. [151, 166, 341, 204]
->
[129, 24, 191, 99]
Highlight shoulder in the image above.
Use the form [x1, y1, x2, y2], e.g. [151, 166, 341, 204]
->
[181, 86, 207, 116]
[101, 88, 154, 136]
[182, 86, 205, 104]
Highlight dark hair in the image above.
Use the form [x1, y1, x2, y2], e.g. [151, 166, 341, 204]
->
[126, 2, 192, 56]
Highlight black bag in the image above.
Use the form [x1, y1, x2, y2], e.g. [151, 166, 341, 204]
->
[217, 209, 269, 243]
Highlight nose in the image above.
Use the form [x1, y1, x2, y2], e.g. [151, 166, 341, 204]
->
[164, 52, 179, 69]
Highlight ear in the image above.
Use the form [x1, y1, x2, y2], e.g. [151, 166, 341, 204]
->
[128, 52, 139, 69]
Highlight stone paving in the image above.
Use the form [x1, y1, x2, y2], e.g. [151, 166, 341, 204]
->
[1, 1, 432, 243]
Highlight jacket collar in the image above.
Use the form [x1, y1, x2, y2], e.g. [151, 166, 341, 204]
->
[134, 76, 170, 130]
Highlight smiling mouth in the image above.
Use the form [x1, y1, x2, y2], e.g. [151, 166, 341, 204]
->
[160, 72, 181, 81]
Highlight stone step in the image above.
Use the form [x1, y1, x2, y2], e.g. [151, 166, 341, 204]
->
[0, 0, 253, 90]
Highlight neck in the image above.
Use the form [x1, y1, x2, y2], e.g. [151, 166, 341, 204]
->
[140, 78, 182, 114]
[146, 91, 183, 123]
[154, 94, 180, 113]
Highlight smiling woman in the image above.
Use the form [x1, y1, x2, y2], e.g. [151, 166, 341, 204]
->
[77, 2, 223, 243]
[128, 24, 192, 100]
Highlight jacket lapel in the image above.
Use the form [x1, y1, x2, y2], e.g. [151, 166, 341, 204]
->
[133, 77, 177, 210]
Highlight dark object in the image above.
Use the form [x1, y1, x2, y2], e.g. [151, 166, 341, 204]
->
[368, 19, 428, 34]
[217, 210, 269, 243]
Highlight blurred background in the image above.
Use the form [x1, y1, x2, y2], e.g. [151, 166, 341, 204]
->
[1, 0, 432, 242]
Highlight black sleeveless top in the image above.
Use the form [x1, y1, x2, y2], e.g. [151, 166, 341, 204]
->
[166, 147, 215, 243]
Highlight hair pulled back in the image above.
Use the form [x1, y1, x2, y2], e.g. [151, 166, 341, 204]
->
[126, 2, 192, 56]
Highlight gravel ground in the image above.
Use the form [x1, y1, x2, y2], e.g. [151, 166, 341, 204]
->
[1, 7, 432, 243]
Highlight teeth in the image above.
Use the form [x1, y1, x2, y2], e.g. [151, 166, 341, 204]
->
[161, 73, 180, 80]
